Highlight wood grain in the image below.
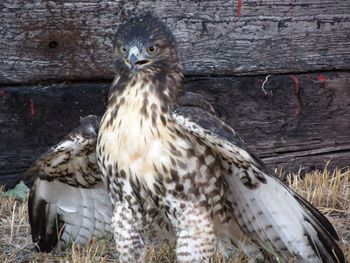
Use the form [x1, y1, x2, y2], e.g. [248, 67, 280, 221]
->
[1, 0, 350, 84]
[1, 72, 349, 187]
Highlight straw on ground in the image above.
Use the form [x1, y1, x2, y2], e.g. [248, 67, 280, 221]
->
[1, 168, 349, 262]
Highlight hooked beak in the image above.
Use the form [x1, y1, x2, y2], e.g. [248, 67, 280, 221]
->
[126, 46, 151, 70]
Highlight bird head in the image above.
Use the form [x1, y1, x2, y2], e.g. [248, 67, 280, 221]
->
[113, 14, 179, 75]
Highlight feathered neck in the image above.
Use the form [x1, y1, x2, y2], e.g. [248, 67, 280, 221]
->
[108, 63, 183, 113]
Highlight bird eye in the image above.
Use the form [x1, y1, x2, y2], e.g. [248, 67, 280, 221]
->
[120, 46, 127, 53]
[147, 46, 157, 54]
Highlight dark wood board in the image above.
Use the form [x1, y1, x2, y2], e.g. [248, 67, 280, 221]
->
[1, 71, 349, 188]
[1, 0, 350, 84]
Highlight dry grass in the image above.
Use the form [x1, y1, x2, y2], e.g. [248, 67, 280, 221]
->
[0, 168, 349, 262]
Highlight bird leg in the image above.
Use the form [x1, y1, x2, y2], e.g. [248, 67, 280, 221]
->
[166, 198, 217, 263]
[111, 201, 145, 263]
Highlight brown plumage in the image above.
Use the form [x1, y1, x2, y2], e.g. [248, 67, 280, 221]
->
[97, 14, 345, 263]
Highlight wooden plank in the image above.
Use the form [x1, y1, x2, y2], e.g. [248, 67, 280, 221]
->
[1, 0, 350, 84]
[190, 73, 350, 174]
[0, 82, 110, 188]
[1, 72, 350, 187]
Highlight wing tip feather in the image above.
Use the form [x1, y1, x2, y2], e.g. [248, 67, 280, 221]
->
[28, 181, 63, 253]
[304, 217, 346, 263]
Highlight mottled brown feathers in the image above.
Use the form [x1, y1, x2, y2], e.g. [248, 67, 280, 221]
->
[23, 115, 102, 188]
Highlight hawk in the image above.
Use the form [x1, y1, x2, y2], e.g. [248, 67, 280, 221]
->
[97, 14, 345, 262]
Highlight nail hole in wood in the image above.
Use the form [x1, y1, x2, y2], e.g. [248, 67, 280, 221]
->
[48, 41, 58, 49]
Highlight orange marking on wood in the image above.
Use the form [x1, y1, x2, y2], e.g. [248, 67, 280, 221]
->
[237, 0, 242, 17]
[29, 99, 36, 116]
[290, 75, 301, 116]
[317, 74, 326, 82]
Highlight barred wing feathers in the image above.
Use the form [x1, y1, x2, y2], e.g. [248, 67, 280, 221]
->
[25, 115, 113, 252]
[172, 95, 345, 262]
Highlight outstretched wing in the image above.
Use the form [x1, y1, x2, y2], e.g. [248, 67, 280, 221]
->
[172, 93, 345, 262]
[25, 115, 113, 252]
[23, 115, 102, 188]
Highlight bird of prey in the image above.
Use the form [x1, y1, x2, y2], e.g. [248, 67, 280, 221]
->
[97, 14, 345, 262]
[25, 115, 113, 252]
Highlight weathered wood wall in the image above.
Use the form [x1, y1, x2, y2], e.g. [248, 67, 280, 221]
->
[1, 1, 350, 187]
[1, 72, 349, 187]
[1, 0, 350, 84]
